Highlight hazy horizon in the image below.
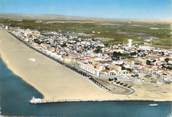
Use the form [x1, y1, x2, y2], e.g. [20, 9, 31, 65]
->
[0, 0, 172, 20]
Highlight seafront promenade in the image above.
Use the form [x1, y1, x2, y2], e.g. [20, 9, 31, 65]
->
[0, 30, 172, 102]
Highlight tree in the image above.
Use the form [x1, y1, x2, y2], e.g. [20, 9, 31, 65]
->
[165, 58, 169, 63]
[94, 46, 102, 53]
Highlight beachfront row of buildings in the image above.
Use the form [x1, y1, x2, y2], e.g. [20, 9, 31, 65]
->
[1, 25, 172, 85]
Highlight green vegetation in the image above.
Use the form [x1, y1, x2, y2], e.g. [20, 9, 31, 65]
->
[0, 18, 171, 47]
[153, 39, 172, 47]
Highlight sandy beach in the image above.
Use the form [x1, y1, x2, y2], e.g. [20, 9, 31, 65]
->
[0, 30, 172, 102]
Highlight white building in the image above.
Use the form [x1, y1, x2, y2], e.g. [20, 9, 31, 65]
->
[78, 61, 100, 77]
[128, 39, 133, 48]
[5, 26, 8, 30]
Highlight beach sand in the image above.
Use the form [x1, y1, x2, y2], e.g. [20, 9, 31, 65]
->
[0, 30, 172, 102]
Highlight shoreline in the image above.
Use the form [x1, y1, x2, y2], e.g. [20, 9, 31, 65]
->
[0, 30, 172, 103]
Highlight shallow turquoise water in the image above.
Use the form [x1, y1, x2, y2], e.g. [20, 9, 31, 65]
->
[0, 59, 171, 117]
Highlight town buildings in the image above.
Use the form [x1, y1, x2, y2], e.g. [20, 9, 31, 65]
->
[1, 25, 171, 85]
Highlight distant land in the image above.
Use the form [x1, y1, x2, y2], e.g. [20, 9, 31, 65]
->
[0, 13, 171, 24]
[0, 13, 171, 47]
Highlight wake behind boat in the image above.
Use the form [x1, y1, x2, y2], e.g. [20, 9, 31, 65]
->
[149, 103, 159, 107]
[0, 107, 1, 115]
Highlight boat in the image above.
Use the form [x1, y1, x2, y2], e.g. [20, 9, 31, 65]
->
[30, 96, 42, 104]
[168, 113, 172, 117]
[149, 103, 159, 107]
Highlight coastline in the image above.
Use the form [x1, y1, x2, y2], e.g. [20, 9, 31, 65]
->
[0, 30, 172, 103]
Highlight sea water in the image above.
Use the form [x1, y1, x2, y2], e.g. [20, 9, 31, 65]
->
[0, 59, 171, 117]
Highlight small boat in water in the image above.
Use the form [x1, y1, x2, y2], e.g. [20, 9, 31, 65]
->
[149, 103, 159, 107]
[30, 96, 42, 104]
[167, 104, 172, 117]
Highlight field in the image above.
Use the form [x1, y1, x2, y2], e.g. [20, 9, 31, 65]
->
[0, 18, 171, 47]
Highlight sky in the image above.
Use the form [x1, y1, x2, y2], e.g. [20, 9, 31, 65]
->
[0, 0, 172, 20]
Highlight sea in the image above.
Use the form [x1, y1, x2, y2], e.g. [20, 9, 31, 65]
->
[0, 58, 171, 117]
